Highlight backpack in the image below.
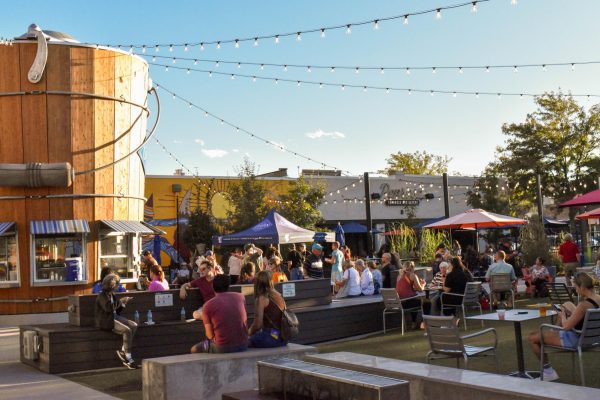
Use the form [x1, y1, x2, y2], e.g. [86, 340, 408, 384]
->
[267, 295, 300, 341]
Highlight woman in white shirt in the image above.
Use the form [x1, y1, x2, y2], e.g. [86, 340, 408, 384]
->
[355, 259, 374, 296]
[335, 260, 362, 299]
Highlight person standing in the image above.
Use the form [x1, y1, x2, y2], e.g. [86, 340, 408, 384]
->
[243, 243, 263, 273]
[325, 241, 344, 292]
[559, 233, 580, 281]
[248, 271, 289, 348]
[227, 248, 243, 284]
[95, 274, 137, 369]
[191, 274, 248, 353]
[286, 244, 305, 281]
[179, 260, 216, 304]
[305, 243, 324, 279]
[380, 253, 398, 289]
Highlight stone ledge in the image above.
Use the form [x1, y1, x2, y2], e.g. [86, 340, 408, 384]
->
[305, 352, 600, 400]
[142, 344, 317, 400]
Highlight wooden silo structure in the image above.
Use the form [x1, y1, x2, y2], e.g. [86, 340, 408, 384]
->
[0, 25, 156, 314]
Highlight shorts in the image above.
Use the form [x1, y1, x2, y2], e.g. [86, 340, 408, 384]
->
[330, 269, 343, 285]
[559, 330, 579, 349]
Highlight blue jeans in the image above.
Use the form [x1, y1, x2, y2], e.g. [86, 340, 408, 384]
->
[249, 329, 287, 348]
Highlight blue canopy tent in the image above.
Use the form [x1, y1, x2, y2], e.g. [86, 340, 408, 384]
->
[212, 209, 326, 245]
[340, 222, 383, 234]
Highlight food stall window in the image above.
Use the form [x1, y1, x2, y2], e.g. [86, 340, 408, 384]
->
[0, 222, 19, 287]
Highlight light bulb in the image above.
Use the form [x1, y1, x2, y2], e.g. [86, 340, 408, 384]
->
[141, 45, 145, 53]
[186, 69, 190, 74]
[497, 93, 502, 99]
[542, 64, 546, 71]
[230, 74, 235, 80]
[188, 103, 192, 108]
[215, 61, 220, 68]
[152, 56, 156, 62]
[341, 85, 345, 91]
[193, 59, 198, 65]
[236, 63, 241, 69]
[208, 71, 212, 77]
[200, 43, 205, 51]
[403, 15, 409, 24]
[252, 76, 256, 82]
[172, 93, 175, 99]
[373, 20, 379, 30]
[453, 92, 457, 98]
[472, 2, 478, 12]
[204, 111, 208, 117]
[408, 89, 412, 95]
[169, 45, 173, 52]
[380, 68, 385, 74]
[355, 67, 359, 74]
[331, 67, 335, 73]
[571, 63, 575, 71]
[346, 24, 352, 34]
[235, 39, 240, 48]
[320, 28, 326, 38]
[475, 92, 479, 98]
[432, 67, 437, 74]
[216, 41, 221, 49]
[155, 45, 159, 52]
[511, 0, 518, 5]
[172, 57, 176, 64]
[297, 81, 301, 87]
[260, 64, 264, 70]
[486, 66, 490, 73]
[319, 83, 323, 89]
[275, 35, 280, 44]
[307, 66, 312, 73]
[254, 38, 259, 46]
[184, 44, 188, 52]
[459, 67, 463, 74]
[283, 65, 288, 72]
[275, 79, 279, 85]
[514, 66, 518, 73]
[165, 66, 169, 72]
[363, 86, 367, 92]
[430, 90, 434, 96]
[385, 88, 390, 94]
[296, 32, 302, 41]
[436, 9, 442, 19]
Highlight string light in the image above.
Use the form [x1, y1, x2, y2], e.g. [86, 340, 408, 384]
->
[142, 54, 600, 75]
[235, 39, 240, 48]
[320, 28, 326, 38]
[254, 38, 259, 46]
[373, 20, 380, 30]
[472, 1, 478, 12]
[346, 24, 352, 34]
[275, 35, 280, 44]
[184, 44, 188, 52]
[436, 9, 442, 19]
[149, 62, 600, 99]
[296, 32, 302, 41]
[403, 15, 409, 24]
[216, 41, 221, 49]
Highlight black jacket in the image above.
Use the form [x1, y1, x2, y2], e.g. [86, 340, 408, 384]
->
[95, 290, 125, 330]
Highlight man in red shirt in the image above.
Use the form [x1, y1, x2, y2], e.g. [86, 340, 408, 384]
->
[558, 233, 580, 280]
[179, 260, 215, 304]
[191, 274, 248, 353]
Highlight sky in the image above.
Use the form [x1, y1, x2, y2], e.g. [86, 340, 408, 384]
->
[3, 0, 600, 178]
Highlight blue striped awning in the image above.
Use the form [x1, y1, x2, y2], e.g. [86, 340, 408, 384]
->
[0, 222, 15, 236]
[30, 220, 90, 235]
[101, 220, 155, 234]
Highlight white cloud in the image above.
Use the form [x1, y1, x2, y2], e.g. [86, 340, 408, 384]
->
[305, 129, 346, 139]
[194, 138, 205, 146]
[173, 140, 183, 144]
[232, 149, 240, 153]
[201, 149, 228, 158]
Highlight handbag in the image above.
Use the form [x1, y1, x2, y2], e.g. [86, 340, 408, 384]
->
[267, 294, 299, 341]
[479, 294, 491, 311]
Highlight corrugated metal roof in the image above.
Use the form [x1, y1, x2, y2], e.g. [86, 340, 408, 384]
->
[30, 220, 90, 234]
[0, 222, 15, 236]
[101, 220, 155, 234]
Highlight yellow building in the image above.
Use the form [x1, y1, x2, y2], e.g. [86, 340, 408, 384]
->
[144, 173, 292, 265]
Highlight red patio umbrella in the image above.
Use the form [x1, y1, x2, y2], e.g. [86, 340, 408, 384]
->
[575, 207, 600, 220]
[423, 209, 527, 251]
[559, 188, 600, 208]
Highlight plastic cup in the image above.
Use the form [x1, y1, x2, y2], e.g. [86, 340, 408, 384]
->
[539, 304, 547, 317]
[497, 309, 506, 320]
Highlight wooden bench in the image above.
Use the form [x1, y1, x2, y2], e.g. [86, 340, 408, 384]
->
[141, 344, 317, 400]
[306, 352, 600, 400]
[256, 358, 409, 400]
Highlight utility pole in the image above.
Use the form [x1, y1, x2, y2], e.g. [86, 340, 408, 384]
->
[442, 173, 450, 218]
[536, 174, 544, 223]
[363, 172, 373, 257]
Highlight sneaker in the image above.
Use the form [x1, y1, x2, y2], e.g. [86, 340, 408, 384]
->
[116, 350, 128, 364]
[123, 358, 139, 370]
[540, 367, 559, 382]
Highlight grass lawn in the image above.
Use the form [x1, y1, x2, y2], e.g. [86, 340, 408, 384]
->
[61, 297, 599, 399]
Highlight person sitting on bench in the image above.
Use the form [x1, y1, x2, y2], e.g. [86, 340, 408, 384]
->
[192, 274, 248, 353]
[248, 271, 288, 348]
[94, 273, 137, 369]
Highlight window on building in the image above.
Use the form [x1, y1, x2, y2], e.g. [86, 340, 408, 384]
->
[31, 220, 89, 285]
[0, 222, 19, 287]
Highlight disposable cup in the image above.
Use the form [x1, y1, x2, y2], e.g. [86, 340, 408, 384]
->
[498, 309, 506, 320]
[539, 304, 547, 317]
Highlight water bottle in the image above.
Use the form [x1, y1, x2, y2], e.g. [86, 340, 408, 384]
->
[147, 310, 153, 324]
[180, 307, 186, 321]
[134, 310, 140, 324]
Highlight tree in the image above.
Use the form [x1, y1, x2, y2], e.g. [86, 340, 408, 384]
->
[467, 164, 521, 215]
[494, 92, 600, 213]
[225, 158, 270, 232]
[380, 150, 451, 176]
[182, 208, 217, 252]
[277, 176, 325, 230]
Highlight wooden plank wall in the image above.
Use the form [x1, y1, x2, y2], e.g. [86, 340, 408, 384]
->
[0, 45, 149, 314]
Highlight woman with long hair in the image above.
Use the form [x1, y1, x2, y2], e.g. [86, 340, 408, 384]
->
[528, 272, 600, 381]
[148, 264, 169, 291]
[267, 256, 288, 283]
[247, 271, 288, 348]
[396, 261, 430, 329]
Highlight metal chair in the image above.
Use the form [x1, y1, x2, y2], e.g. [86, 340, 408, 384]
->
[539, 309, 600, 386]
[546, 282, 575, 305]
[440, 282, 483, 331]
[489, 273, 515, 308]
[423, 315, 498, 369]
[381, 288, 423, 335]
